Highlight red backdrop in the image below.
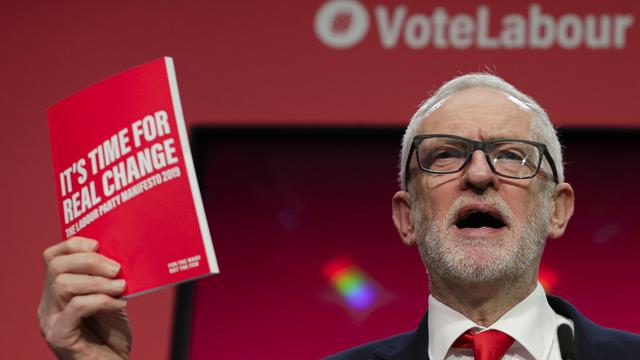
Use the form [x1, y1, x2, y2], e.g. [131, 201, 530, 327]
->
[2, 1, 639, 358]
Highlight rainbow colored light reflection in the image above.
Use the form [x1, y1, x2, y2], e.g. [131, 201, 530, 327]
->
[324, 257, 377, 310]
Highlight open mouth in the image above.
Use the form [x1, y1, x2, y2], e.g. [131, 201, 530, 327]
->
[455, 209, 506, 229]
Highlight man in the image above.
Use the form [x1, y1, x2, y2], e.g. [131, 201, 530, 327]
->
[326, 74, 640, 359]
[38, 74, 640, 359]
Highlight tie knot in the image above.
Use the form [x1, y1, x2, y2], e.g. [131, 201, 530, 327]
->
[452, 329, 515, 360]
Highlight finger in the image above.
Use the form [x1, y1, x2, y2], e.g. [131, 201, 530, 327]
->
[47, 252, 121, 281]
[43, 237, 99, 265]
[56, 294, 127, 335]
[51, 273, 126, 302]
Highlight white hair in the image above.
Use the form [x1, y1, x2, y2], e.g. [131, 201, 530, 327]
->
[399, 73, 564, 191]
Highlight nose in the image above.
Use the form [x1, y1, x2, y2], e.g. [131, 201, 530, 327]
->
[460, 150, 499, 193]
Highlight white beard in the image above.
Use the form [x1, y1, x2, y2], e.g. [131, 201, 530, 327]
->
[413, 192, 550, 285]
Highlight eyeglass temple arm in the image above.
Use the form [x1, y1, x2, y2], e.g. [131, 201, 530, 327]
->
[543, 150, 560, 184]
[403, 142, 416, 190]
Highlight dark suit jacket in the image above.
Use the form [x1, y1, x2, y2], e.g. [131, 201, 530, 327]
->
[325, 296, 640, 360]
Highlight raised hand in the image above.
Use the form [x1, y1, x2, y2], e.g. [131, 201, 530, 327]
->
[38, 237, 132, 359]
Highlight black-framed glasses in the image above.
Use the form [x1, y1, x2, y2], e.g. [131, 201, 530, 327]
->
[404, 134, 560, 189]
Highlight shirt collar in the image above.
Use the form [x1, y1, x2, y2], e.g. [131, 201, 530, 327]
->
[427, 282, 558, 360]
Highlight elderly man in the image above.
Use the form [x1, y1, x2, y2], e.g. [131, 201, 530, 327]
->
[327, 74, 640, 359]
[38, 74, 640, 360]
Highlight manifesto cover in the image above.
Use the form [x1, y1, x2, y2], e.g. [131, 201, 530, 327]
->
[48, 57, 219, 297]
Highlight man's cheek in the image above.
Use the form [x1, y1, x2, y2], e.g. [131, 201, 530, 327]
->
[418, 197, 440, 220]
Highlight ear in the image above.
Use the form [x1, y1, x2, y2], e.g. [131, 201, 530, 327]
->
[392, 191, 418, 245]
[547, 182, 575, 239]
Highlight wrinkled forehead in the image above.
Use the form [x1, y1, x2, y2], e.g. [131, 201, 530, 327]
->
[419, 87, 534, 140]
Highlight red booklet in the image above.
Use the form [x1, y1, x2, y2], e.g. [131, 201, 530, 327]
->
[48, 57, 219, 297]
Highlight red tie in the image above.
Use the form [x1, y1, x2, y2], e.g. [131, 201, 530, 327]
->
[451, 329, 515, 360]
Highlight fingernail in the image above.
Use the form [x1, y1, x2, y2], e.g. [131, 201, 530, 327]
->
[108, 261, 121, 274]
[86, 240, 99, 251]
[113, 279, 126, 290]
[116, 299, 127, 307]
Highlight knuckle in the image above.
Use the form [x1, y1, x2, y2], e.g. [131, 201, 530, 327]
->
[67, 296, 86, 312]
[66, 236, 81, 247]
[70, 236, 97, 251]
[97, 295, 112, 307]
[51, 274, 72, 296]
[39, 315, 50, 337]
[96, 277, 111, 290]
[64, 237, 83, 252]
[64, 236, 81, 246]
[38, 312, 56, 342]
[42, 248, 54, 265]
[84, 253, 101, 268]
[36, 303, 47, 325]
[47, 257, 64, 277]
[43, 328, 53, 343]
[76, 252, 98, 270]
[43, 326, 61, 347]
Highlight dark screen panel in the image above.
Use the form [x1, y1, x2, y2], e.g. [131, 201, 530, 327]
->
[181, 128, 640, 359]
[538, 130, 640, 331]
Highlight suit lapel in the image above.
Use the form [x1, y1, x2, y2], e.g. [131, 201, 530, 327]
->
[547, 295, 631, 360]
[373, 311, 430, 360]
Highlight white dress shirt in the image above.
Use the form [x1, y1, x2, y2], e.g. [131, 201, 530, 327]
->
[427, 283, 574, 360]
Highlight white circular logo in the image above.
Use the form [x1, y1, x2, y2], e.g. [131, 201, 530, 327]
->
[314, 0, 370, 49]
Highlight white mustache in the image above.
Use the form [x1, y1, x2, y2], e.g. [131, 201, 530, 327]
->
[444, 193, 515, 228]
